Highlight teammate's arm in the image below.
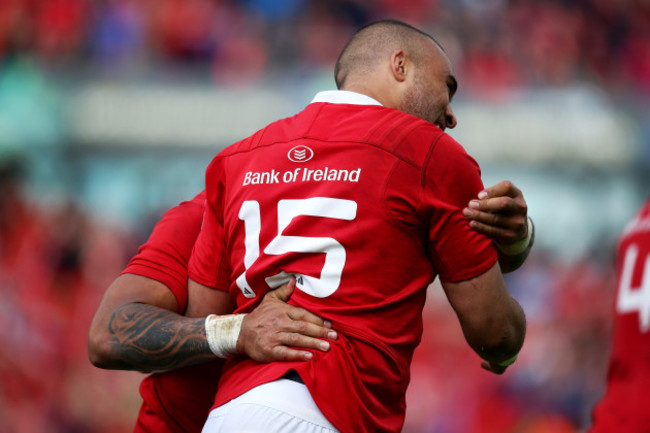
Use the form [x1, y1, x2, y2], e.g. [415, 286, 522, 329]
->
[441, 262, 526, 374]
[88, 273, 209, 372]
[88, 190, 336, 373]
[89, 275, 336, 372]
[463, 180, 534, 273]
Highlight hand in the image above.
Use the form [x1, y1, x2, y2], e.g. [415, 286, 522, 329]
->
[462, 180, 528, 246]
[236, 277, 338, 362]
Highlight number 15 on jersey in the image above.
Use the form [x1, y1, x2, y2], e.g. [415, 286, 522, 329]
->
[235, 197, 357, 299]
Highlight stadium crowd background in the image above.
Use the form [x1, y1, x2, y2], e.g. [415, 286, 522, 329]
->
[0, 0, 648, 432]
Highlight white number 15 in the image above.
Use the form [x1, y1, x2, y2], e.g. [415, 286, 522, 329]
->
[236, 197, 357, 299]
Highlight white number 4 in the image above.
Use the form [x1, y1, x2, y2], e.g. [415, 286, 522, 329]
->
[617, 244, 650, 333]
[236, 197, 357, 299]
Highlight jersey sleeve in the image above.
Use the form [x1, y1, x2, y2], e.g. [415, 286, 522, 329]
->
[122, 192, 206, 313]
[188, 157, 232, 291]
[424, 134, 498, 282]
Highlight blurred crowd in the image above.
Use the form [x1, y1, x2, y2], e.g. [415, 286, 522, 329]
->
[0, 0, 643, 432]
[0, 0, 648, 96]
[0, 159, 141, 432]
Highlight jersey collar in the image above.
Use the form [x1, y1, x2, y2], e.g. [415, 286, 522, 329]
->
[311, 90, 383, 107]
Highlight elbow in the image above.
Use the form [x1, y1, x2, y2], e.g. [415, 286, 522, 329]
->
[87, 321, 155, 373]
[464, 306, 526, 364]
[476, 312, 526, 363]
[87, 328, 115, 369]
[485, 322, 525, 360]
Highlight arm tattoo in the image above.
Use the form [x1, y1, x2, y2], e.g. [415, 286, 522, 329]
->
[107, 303, 214, 372]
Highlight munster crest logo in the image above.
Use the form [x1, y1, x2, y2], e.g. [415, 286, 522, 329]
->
[288, 145, 314, 163]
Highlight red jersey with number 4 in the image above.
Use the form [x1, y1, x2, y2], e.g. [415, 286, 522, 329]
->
[590, 198, 650, 433]
[188, 93, 498, 433]
[123, 192, 224, 433]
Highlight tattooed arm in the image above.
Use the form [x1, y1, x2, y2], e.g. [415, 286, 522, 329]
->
[88, 274, 215, 372]
[88, 274, 335, 373]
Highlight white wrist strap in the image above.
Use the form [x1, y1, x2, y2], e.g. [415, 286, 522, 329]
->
[204, 314, 245, 358]
[496, 217, 534, 256]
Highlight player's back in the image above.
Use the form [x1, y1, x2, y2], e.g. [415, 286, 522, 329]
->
[212, 99, 493, 357]
[590, 198, 650, 433]
[191, 94, 497, 432]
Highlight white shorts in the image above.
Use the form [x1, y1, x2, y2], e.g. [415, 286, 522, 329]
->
[202, 378, 339, 433]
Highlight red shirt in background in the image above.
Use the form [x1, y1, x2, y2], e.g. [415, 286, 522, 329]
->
[589, 198, 650, 433]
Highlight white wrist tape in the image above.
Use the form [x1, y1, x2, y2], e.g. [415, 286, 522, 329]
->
[204, 314, 245, 358]
[496, 217, 534, 256]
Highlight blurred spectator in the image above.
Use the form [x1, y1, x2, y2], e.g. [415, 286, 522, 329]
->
[89, 0, 144, 67]
[0, 158, 139, 432]
[0, 0, 646, 92]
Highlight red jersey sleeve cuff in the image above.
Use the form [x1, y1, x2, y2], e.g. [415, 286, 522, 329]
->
[437, 252, 499, 283]
[187, 268, 230, 292]
[121, 265, 188, 313]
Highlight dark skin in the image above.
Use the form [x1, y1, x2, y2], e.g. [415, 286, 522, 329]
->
[89, 274, 335, 373]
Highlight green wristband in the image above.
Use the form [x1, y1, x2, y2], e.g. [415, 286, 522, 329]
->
[495, 217, 534, 256]
[497, 353, 519, 367]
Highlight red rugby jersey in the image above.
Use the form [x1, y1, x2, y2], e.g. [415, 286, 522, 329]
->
[123, 192, 223, 433]
[589, 198, 650, 433]
[189, 91, 498, 433]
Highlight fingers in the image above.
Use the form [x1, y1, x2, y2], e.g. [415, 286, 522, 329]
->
[463, 180, 528, 245]
[479, 180, 521, 200]
[261, 329, 335, 363]
[265, 276, 297, 302]
[468, 220, 517, 240]
[251, 301, 336, 340]
[467, 218, 524, 245]
[463, 203, 522, 226]
[285, 315, 338, 341]
[286, 304, 335, 330]
[466, 195, 524, 215]
[279, 331, 333, 353]
[464, 209, 526, 232]
[239, 297, 338, 363]
[468, 180, 526, 218]
[241, 320, 337, 363]
[269, 346, 316, 362]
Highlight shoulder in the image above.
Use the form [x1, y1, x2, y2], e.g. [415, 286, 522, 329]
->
[419, 132, 484, 210]
[347, 107, 443, 168]
[158, 192, 205, 227]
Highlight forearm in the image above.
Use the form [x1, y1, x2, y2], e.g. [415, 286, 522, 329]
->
[444, 264, 527, 370]
[96, 302, 215, 373]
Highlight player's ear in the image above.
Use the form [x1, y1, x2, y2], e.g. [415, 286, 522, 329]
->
[390, 50, 407, 82]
